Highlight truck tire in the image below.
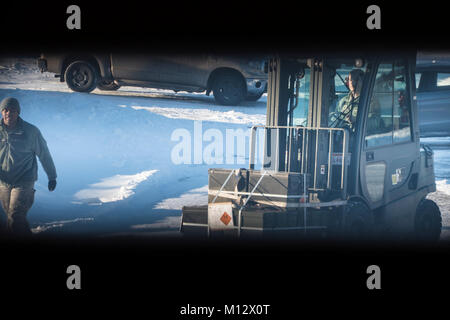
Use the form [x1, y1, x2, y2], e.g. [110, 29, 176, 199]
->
[64, 60, 98, 93]
[246, 92, 264, 101]
[212, 72, 246, 105]
[342, 201, 374, 241]
[415, 199, 442, 242]
[97, 80, 120, 91]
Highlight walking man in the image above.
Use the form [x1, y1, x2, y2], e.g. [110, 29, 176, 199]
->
[0, 97, 57, 236]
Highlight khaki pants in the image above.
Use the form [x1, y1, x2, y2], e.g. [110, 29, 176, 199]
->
[0, 182, 35, 236]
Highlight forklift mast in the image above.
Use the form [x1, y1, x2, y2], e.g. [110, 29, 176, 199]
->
[263, 56, 352, 200]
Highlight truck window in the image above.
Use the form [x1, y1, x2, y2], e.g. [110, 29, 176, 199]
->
[365, 60, 412, 147]
[415, 72, 422, 89]
[436, 72, 450, 88]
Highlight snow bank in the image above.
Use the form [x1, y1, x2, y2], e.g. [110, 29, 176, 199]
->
[128, 105, 265, 125]
[437, 179, 450, 196]
[420, 137, 450, 146]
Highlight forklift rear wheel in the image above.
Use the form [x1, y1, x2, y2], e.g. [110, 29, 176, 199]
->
[342, 201, 374, 241]
[415, 199, 442, 242]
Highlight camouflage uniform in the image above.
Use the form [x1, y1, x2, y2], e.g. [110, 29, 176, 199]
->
[330, 93, 360, 131]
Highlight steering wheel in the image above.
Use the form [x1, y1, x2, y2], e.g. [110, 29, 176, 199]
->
[330, 110, 352, 129]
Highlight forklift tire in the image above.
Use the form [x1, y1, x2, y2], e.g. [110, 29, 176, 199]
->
[415, 199, 442, 243]
[342, 201, 374, 241]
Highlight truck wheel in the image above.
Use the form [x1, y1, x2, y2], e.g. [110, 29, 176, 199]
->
[97, 80, 120, 91]
[246, 92, 264, 101]
[342, 201, 374, 241]
[65, 60, 98, 93]
[415, 199, 442, 242]
[212, 72, 246, 105]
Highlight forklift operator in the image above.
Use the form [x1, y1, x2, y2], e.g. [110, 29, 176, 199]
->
[330, 69, 365, 131]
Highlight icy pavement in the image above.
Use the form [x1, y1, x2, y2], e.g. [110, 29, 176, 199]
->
[0, 57, 449, 242]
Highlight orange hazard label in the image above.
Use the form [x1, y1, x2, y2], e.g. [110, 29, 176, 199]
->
[220, 212, 232, 225]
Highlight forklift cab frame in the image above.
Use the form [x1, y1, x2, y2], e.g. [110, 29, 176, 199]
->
[263, 53, 427, 209]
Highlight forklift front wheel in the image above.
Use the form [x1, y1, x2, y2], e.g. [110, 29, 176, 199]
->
[342, 201, 374, 241]
[415, 199, 442, 243]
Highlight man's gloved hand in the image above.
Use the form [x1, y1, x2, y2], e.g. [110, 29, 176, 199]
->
[48, 179, 57, 191]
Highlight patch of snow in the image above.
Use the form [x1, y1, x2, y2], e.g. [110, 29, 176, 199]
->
[73, 170, 158, 205]
[32, 217, 95, 234]
[130, 216, 182, 230]
[153, 185, 208, 210]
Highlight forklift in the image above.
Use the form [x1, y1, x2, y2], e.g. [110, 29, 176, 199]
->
[180, 50, 442, 242]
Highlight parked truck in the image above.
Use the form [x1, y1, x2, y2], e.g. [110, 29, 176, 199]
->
[37, 53, 267, 105]
[416, 52, 450, 136]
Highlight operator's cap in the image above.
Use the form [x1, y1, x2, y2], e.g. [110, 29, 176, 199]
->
[0, 97, 20, 114]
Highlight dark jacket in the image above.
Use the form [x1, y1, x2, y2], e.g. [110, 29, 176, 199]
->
[0, 117, 56, 186]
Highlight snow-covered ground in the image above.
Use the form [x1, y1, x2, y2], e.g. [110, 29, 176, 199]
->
[0, 58, 449, 241]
